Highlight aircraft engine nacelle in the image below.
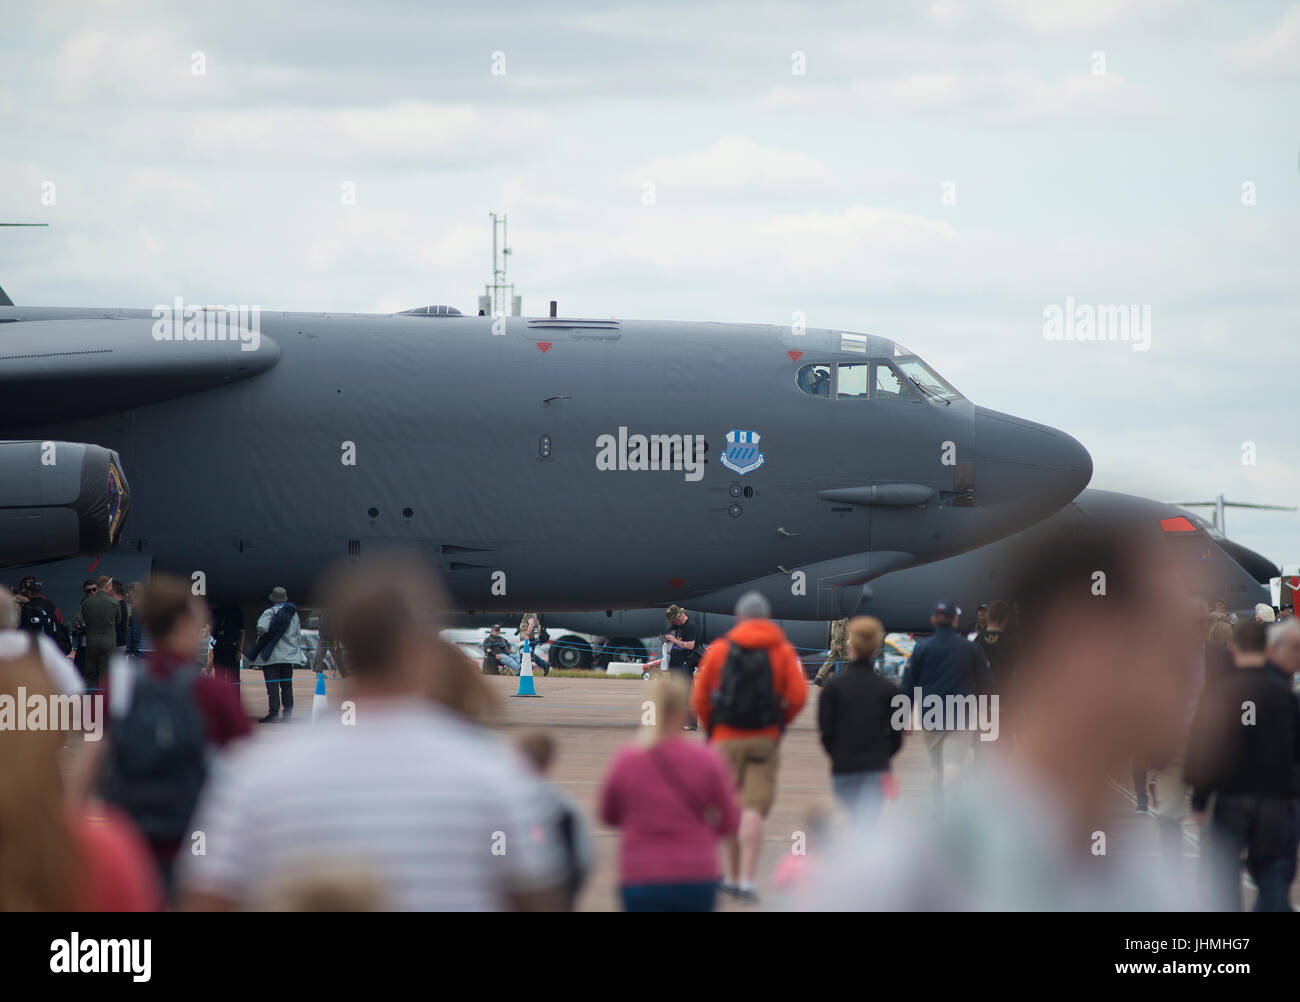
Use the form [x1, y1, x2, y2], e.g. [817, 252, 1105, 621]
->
[0, 441, 131, 567]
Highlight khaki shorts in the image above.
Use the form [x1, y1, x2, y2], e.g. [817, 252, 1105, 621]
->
[716, 736, 780, 816]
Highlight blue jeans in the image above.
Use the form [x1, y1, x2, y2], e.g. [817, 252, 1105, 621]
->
[498, 654, 521, 674]
[621, 882, 716, 912]
[832, 771, 887, 826]
[499, 652, 548, 674]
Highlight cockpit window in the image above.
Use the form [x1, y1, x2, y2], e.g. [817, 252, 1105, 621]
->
[895, 358, 962, 402]
[837, 362, 868, 399]
[795, 362, 831, 398]
[797, 359, 940, 402]
[873, 363, 917, 401]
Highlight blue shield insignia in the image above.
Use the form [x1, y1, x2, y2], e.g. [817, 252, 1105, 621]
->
[721, 430, 765, 476]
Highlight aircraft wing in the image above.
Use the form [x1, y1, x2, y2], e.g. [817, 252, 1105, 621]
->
[0, 313, 280, 426]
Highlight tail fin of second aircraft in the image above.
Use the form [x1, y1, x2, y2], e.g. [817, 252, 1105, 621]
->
[0, 285, 12, 307]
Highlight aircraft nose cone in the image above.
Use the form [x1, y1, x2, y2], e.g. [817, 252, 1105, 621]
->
[972, 405, 1092, 511]
[1214, 538, 1280, 585]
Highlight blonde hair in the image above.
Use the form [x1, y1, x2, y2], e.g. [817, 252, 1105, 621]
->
[847, 616, 886, 662]
[0, 649, 81, 910]
[516, 729, 555, 772]
[257, 862, 388, 911]
[646, 671, 691, 743]
[1207, 621, 1233, 648]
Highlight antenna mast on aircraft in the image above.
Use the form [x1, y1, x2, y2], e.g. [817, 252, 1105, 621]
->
[479, 213, 521, 318]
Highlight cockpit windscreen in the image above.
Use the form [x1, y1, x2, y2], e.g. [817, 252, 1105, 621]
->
[895, 357, 963, 402]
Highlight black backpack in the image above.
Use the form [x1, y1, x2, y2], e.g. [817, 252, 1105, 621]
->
[100, 665, 208, 842]
[20, 600, 72, 655]
[711, 642, 782, 732]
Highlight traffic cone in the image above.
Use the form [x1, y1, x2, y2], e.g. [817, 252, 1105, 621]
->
[511, 639, 543, 698]
[311, 670, 328, 722]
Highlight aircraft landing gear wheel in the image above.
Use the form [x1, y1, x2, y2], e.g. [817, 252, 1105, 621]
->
[551, 635, 593, 671]
[603, 637, 646, 670]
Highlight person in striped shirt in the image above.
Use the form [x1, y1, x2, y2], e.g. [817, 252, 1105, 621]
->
[179, 554, 566, 912]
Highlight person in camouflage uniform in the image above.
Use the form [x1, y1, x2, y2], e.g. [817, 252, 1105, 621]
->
[812, 617, 849, 687]
[517, 612, 550, 676]
[518, 612, 542, 647]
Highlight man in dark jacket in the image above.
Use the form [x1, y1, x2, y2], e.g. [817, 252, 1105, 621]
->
[974, 600, 1018, 696]
[1185, 619, 1300, 910]
[818, 615, 901, 826]
[901, 600, 992, 811]
[210, 606, 245, 688]
[111, 579, 130, 654]
[482, 624, 514, 675]
[18, 577, 60, 627]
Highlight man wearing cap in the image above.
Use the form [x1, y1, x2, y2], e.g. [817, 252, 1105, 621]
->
[246, 586, 307, 723]
[900, 600, 993, 812]
[482, 624, 516, 676]
[664, 605, 702, 729]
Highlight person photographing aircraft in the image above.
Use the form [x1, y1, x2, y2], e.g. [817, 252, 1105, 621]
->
[664, 605, 701, 729]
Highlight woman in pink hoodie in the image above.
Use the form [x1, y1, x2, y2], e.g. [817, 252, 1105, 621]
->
[600, 673, 739, 911]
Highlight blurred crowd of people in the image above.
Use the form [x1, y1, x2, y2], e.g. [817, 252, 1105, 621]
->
[3, 540, 1299, 913]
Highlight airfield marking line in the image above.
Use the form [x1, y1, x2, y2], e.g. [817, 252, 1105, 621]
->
[1105, 777, 1200, 849]
[1106, 776, 1262, 895]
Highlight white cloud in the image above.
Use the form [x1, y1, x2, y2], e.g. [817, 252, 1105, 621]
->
[1225, 3, 1300, 77]
[765, 66, 1153, 122]
[623, 136, 828, 194]
[179, 102, 546, 165]
[992, 0, 1166, 32]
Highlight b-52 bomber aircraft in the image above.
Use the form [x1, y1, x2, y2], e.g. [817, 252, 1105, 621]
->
[0, 290, 1091, 615]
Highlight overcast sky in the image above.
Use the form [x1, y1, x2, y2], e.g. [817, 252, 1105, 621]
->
[3, 0, 1297, 569]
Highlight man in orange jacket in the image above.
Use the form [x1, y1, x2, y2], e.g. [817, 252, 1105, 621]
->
[692, 591, 807, 904]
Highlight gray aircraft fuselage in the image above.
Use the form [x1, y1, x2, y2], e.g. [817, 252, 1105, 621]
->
[1, 305, 1090, 612]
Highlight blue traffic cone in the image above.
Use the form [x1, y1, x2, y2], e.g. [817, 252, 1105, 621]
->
[311, 670, 328, 722]
[511, 639, 543, 698]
